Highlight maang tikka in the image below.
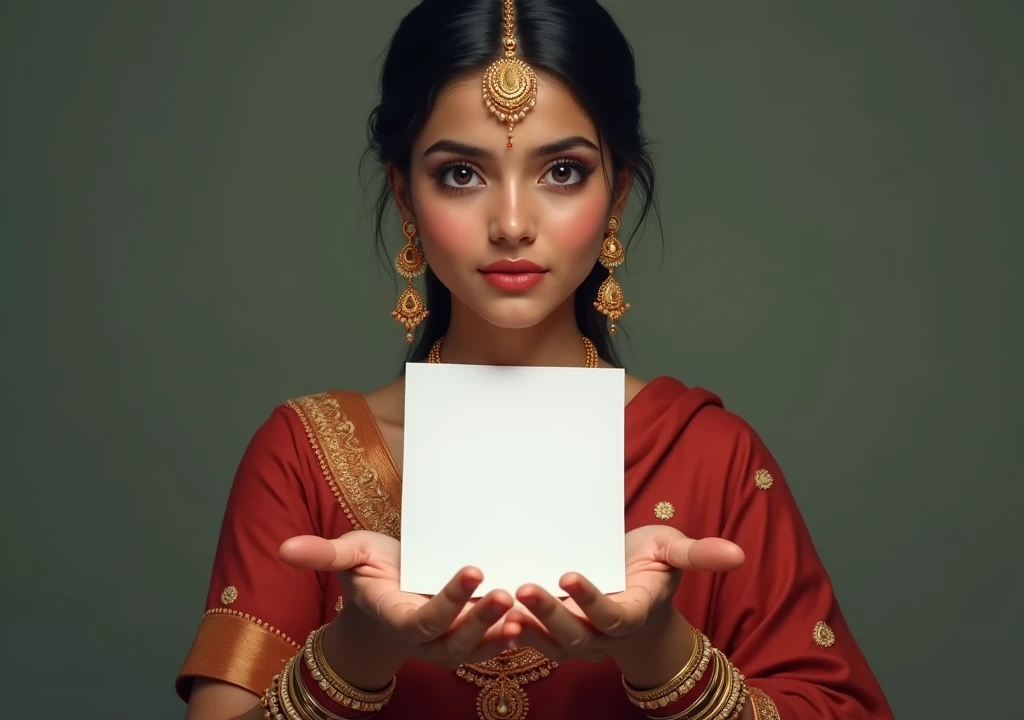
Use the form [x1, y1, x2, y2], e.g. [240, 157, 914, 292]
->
[483, 0, 538, 148]
[594, 216, 630, 333]
[391, 220, 429, 342]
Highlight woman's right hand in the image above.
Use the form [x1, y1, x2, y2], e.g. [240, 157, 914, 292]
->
[280, 530, 513, 668]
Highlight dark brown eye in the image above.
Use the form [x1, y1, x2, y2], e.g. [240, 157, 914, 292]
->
[452, 167, 474, 185]
[550, 163, 574, 183]
[438, 164, 483, 190]
[543, 160, 587, 187]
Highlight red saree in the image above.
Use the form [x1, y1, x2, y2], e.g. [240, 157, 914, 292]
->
[176, 376, 893, 719]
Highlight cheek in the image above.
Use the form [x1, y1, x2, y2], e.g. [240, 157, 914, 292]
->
[549, 199, 607, 265]
[411, 191, 480, 266]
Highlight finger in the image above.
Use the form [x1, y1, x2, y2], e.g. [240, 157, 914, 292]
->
[388, 567, 482, 643]
[560, 573, 647, 638]
[663, 536, 745, 572]
[503, 610, 566, 660]
[429, 628, 515, 669]
[516, 584, 593, 652]
[438, 589, 513, 654]
[279, 535, 363, 572]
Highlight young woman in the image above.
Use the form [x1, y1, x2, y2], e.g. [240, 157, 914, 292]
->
[177, 1, 894, 718]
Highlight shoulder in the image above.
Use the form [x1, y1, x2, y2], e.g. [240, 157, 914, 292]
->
[239, 388, 372, 467]
[661, 380, 781, 499]
[624, 373, 647, 405]
[234, 389, 385, 511]
[687, 400, 765, 457]
[641, 374, 759, 431]
[280, 381, 403, 464]
[627, 375, 769, 470]
[279, 385, 386, 430]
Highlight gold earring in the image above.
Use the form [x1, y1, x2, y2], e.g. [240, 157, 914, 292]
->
[391, 221, 429, 342]
[594, 216, 630, 334]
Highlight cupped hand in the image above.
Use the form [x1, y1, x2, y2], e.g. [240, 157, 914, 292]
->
[280, 530, 513, 668]
[501, 525, 745, 662]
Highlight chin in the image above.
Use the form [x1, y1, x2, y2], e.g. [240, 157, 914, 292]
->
[479, 309, 553, 330]
[471, 300, 558, 330]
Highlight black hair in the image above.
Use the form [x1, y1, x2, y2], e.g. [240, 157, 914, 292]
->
[363, 0, 660, 367]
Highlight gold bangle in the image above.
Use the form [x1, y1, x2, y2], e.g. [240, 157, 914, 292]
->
[691, 650, 734, 720]
[727, 685, 751, 720]
[262, 671, 288, 720]
[666, 649, 737, 720]
[624, 626, 700, 699]
[651, 648, 723, 720]
[695, 652, 746, 720]
[278, 656, 318, 720]
[625, 628, 713, 709]
[305, 627, 396, 711]
[310, 626, 396, 703]
[290, 651, 347, 720]
[724, 665, 749, 720]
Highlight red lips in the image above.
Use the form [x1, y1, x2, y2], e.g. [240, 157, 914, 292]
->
[479, 259, 548, 291]
[480, 259, 547, 274]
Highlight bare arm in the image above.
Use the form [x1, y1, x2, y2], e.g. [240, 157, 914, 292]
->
[184, 680, 263, 720]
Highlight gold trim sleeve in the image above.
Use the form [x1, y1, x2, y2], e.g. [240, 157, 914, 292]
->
[175, 610, 299, 701]
[749, 687, 782, 720]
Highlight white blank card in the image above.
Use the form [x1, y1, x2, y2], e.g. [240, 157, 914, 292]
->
[400, 362, 626, 598]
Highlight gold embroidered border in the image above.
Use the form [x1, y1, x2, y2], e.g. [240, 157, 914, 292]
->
[286, 393, 401, 539]
[175, 610, 299, 700]
[749, 687, 782, 720]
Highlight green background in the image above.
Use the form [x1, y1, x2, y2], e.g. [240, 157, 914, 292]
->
[2, 1, 1020, 717]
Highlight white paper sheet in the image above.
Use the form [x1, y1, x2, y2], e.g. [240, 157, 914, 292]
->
[400, 362, 626, 598]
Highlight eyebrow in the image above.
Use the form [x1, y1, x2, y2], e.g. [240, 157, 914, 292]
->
[422, 135, 599, 160]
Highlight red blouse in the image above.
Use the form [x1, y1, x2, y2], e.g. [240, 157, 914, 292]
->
[176, 377, 893, 719]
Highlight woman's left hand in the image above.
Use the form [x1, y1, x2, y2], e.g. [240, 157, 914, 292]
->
[501, 525, 744, 663]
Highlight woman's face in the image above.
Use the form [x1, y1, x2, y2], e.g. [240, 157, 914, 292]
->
[392, 71, 626, 331]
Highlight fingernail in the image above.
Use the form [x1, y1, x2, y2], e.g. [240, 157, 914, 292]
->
[521, 595, 539, 609]
[462, 577, 479, 592]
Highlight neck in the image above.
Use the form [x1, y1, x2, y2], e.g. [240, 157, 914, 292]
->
[438, 296, 588, 367]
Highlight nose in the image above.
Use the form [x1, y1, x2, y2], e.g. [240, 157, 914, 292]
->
[488, 180, 536, 247]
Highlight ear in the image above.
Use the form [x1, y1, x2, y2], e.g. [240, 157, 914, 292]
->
[386, 163, 416, 225]
[610, 168, 633, 220]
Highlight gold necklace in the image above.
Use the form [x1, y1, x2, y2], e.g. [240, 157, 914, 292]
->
[424, 333, 595, 718]
[457, 648, 557, 720]
[427, 336, 599, 368]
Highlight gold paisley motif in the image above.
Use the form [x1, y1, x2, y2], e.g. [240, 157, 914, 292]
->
[287, 393, 401, 538]
[813, 620, 835, 648]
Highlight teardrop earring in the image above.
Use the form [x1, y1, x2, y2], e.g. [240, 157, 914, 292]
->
[391, 221, 429, 342]
[593, 216, 630, 333]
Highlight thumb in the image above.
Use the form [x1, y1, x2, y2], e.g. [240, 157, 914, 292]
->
[663, 536, 745, 573]
[279, 535, 361, 572]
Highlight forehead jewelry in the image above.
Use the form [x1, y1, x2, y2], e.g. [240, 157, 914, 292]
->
[482, 0, 538, 149]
